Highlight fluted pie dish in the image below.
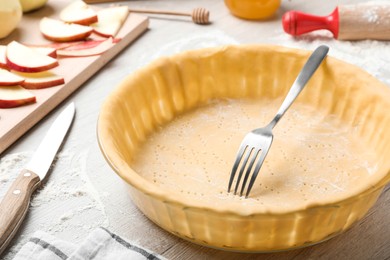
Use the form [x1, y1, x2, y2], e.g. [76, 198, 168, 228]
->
[97, 45, 390, 252]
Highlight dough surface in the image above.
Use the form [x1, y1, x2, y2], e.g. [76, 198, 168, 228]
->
[132, 98, 378, 212]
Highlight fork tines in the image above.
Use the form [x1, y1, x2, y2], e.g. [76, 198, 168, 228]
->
[228, 142, 270, 198]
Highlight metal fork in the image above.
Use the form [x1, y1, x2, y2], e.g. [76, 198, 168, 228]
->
[228, 45, 329, 198]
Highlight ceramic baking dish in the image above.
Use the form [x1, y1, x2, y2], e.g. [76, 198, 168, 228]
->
[97, 45, 390, 252]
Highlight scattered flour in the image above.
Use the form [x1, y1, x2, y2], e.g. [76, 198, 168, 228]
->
[271, 30, 390, 87]
[150, 29, 239, 57]
[0, 153, 27, 187]
[136, 29, 239, 67]
[363, 7, 379, 23]
[353, 1, 390, 24]
[0, 148, 108, 259]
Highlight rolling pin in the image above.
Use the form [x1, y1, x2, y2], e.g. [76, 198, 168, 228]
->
[282, 3, 390, 40]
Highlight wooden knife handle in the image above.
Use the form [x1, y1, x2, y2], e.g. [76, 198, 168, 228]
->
[0, 169, 40, 255]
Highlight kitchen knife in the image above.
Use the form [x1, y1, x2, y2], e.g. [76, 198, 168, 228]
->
[0, 102, 75, 255]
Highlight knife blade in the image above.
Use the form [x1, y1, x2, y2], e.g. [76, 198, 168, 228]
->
[0, 102, 75, 254]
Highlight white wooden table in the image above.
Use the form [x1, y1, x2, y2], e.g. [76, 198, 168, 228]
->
[1, 0, 389, 259]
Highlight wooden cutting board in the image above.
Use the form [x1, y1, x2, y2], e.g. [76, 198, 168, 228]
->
[0, 1, 149, 154]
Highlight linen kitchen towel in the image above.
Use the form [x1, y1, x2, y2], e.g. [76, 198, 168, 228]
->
[13, 227, 165, 260]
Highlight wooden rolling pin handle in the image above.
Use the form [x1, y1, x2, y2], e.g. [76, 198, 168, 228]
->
[282, 8, 339, 38]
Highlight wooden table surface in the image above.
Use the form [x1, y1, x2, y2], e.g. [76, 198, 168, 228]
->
[1, 0, 389, 259]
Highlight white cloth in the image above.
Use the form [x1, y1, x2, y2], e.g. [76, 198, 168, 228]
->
[13, 228, 164, 260]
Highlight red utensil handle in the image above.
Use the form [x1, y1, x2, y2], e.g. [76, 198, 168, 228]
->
[282, 8, 339, 38]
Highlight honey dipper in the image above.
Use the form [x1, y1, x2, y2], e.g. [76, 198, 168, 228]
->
[128, 7, 210, 25]
[83, 0, 210, 25]
[282, 3, 390, 40]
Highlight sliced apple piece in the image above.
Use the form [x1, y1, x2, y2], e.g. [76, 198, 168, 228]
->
[56, 40, 104, 51]
[13, 71, 64, 89]
[0, 68, 24, 86]
[91, 6, 129, 37]
[28, 42, 80, 50]
[30, 46, 57, 58]
[40, 17, 93, 42]
[0, 85, 36, 108]
[3, 44, 57, 69]
[60, 1, 98, 25]
[57, 37, 115, 57]
[62, 38, 121, 51]
[0, 45, 7, 69]
[26, 39, 121, 51]
[6, 41, 59, 73]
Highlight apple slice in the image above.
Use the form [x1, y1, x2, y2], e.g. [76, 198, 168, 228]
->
[0, 68, 24, 86]
[0, 85, 36, 108]
[59, 1, 98, 25]
[12, 71, 64, 89]
[0, 45, 7, 69]
[91, 6, 129, 37]
[26, 39, 121, 51]
[28, 42, 80, 50]
[6, 41, 59, 73]
[40, 17, 93, 42]
[61, 38, 121, 51]
[30, 46, 57, 58]
[57, 37, 115, 57]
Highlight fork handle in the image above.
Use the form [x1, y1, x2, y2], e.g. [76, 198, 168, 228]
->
[267, 45, 329, 129]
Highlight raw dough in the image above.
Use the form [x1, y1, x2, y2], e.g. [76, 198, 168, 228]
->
[132, 98, 378, 212]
